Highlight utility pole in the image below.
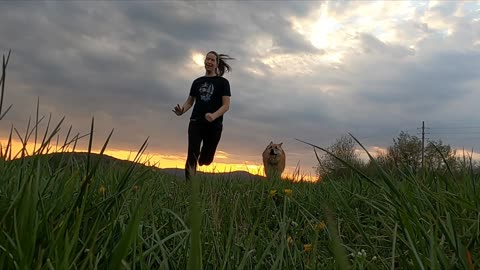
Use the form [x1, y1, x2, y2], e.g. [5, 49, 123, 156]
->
[421, 121, 425, 171]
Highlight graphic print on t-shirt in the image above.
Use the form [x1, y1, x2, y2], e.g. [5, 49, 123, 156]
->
[199, 82, 214, 102]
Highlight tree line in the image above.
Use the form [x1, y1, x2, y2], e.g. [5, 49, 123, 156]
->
[315, 131, 479, 180]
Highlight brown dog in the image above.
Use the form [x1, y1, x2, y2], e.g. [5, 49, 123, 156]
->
[262, 142, 286, 179]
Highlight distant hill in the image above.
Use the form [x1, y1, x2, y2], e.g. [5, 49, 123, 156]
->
[9, 151, 157, 170]
[159, 167, 264, 180]
[8, 151, 263, 180]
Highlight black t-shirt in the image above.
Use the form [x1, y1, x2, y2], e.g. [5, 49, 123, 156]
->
[189, 76, 231, 124]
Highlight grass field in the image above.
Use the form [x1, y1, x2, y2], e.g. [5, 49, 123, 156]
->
[0, 142, 478, 269]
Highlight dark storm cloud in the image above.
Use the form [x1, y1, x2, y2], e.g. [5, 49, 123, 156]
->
[359, 33, 415, 58]
[249, 13, 319, 54]
[118, 2, 230, 44]
[0, 2, 185, 116]
[351, 43, 480, 111]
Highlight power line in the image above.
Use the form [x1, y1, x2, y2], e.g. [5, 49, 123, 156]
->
[351, 123, 480, 144]
[428, 126, 480, 130]
[428, 132, 480, 135]
[419, 122, 480, 149]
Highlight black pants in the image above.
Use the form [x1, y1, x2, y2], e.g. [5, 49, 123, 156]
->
[185, 119, 223, 180]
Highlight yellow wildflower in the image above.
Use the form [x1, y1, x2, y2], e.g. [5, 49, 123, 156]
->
[303, 244, 313, 252]
[99, 185, 106, 196]
[314, 221, 327, 232]
[287, 236, 294, 246]
[284, 189, 293, 197]
[269, 189, 277, 198]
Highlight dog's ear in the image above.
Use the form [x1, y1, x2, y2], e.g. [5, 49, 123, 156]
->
[269, 141, 273, 145]
[279, 142, 283, 147]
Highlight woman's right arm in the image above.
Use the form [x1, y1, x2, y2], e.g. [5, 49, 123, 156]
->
[173, 96, 195, 116]
[182, 96, 195, 112]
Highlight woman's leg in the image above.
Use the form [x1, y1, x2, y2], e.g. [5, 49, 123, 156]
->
[185, 120, 202, 180]
[198, 123, 223, 166]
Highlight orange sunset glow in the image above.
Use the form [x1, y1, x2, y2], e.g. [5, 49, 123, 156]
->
[1, 138, 318, 182]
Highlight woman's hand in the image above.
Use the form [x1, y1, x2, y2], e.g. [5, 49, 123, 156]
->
[172, 104, 184, 116]
[205, 113, 216, 122]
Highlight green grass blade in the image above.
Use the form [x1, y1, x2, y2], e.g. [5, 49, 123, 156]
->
[108, 192, 146, 269]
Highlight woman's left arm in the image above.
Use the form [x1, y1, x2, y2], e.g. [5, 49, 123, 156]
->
[214, 96, 230, 117]
[206, 96, 230, 122]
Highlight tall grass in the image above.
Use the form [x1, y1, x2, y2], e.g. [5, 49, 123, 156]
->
[0, 50, 478, 269]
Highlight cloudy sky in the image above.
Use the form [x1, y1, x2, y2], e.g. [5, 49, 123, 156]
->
[1, 1, 479, 179]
